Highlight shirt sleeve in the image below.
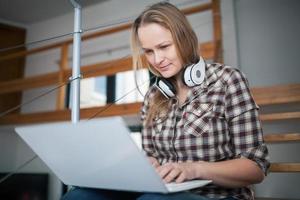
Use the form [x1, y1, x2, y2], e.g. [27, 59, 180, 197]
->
[224, 68, 270, 175]
[140, 86, 157, 157]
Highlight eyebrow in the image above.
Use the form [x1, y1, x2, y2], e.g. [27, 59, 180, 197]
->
[142, 41, 172, 51]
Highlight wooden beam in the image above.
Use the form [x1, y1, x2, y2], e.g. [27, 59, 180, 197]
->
[199, 42, 215, 60]
[0, 41, 215, 94]
[270, 163, 300, 173]
[0, 102, 142, 125]
[56, 44, 69, 110]
[212, 0, 222, 42]
[211, 0, 223, 63]
[78, 56, 133, 79]
[260, 111, 300, 122]
[0, 42, 64, 62]
[0, 72, 59, 94]
[0, 56, 133, 95]
[181, 2, 212, 15]
[264, 133, 300, 143]
[0, 56, 131, 95]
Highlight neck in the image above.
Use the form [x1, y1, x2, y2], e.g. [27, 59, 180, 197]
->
[174, 72, 189, 93]
[174, 73, 190, 106]
[174, 70, 184, 87]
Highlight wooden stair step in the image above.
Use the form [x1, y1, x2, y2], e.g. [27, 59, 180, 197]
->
[251, 83, 300, 105]
[264, 133, 300, 143]
[260, 111, 300, 121]
[270, 163, 300, 172]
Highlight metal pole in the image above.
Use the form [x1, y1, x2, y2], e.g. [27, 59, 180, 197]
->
[70, 0, 82, 123]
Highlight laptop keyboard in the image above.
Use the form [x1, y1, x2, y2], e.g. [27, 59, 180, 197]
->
[165, 180, 212, 192]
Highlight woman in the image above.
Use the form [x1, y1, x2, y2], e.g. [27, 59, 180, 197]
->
[131, 2, 269, 200]
[62, 2, 269, 200]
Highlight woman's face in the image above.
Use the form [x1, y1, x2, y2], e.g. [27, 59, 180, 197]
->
[138, 23, 182, 78]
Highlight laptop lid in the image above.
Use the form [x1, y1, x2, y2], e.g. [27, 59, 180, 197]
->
[15, 117, 211, 193]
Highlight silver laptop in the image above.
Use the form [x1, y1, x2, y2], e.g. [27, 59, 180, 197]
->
[15, 117, 211, 193]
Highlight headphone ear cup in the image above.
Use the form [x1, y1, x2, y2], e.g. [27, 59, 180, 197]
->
[183, 57, 206, 87]
[155, 78, 176, 99]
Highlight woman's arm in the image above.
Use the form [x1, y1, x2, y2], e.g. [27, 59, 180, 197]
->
[156, 157, 264, 188]
[195, 158, 264, 187]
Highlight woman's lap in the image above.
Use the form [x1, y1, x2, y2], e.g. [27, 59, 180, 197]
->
[137, 192, 217, 200]
[61, 187, 139, 200]
[61, 187, 235, 200]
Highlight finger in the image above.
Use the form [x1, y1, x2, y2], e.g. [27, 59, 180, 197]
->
[157, 164, 173, 179]
[164, 168, 181, 183]
[175, 171, 186, 183]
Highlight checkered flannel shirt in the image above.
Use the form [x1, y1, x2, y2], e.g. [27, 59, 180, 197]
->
[140, 63, 270, 200]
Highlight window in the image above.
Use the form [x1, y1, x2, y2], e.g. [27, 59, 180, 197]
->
[69, 69, 149, 108]
[116, 69, 150, 104]
[79, 76, 107, 108]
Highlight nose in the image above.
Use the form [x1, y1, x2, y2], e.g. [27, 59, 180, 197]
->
[154, 51, 164, 65]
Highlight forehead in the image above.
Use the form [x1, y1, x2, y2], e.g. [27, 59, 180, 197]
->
[138, 23, 173, 48]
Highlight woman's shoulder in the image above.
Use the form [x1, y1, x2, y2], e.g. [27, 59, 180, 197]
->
[207, 63, 247, 85]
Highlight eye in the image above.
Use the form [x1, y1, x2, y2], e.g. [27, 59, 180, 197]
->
[160, 44, 169, 49]
[144, 49, 153, 55]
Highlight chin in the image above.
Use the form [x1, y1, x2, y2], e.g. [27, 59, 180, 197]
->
[160, 72, 175, 79]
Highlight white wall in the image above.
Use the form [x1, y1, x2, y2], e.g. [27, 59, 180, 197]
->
[234, 0, 300, 199]
[234, 0, 300, 87]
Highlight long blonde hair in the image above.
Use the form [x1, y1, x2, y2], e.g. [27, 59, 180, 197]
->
[131, 2, 199, 126]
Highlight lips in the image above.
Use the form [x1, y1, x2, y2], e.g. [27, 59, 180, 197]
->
[159, 63, 171, 71]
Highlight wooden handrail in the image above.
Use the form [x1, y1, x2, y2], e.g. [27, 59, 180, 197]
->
[0, 2, 213, 62]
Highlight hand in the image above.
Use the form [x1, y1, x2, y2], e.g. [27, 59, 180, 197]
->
[156, 162, 200, 183]
[148, 156, 160, 168]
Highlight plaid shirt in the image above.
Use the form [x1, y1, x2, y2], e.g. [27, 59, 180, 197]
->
[140, 63, 270, 200]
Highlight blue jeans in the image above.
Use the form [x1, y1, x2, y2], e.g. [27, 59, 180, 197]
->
[61, 187, 236, 200]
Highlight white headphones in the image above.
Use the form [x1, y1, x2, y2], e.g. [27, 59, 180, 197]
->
[154, 57, 206, 99]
